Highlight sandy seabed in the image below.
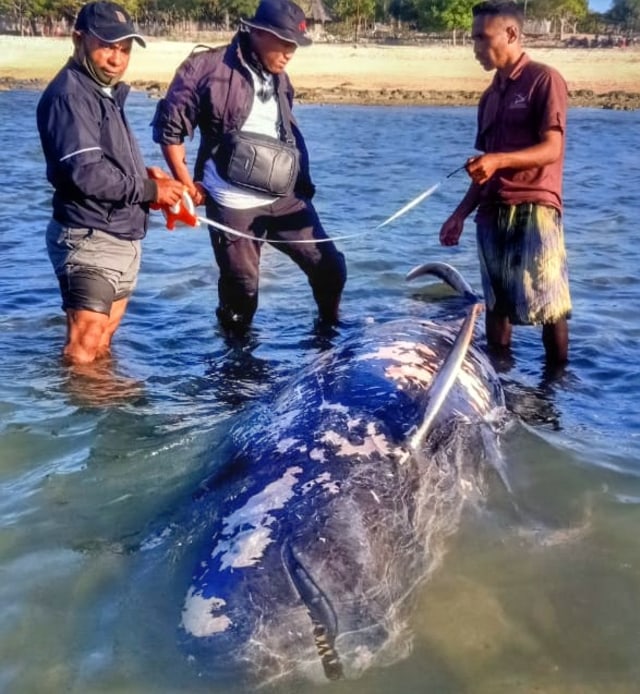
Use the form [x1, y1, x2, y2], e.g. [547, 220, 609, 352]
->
[1, 35, 639, 108]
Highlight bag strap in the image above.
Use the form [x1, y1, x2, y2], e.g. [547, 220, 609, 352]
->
[274, 76, 296, 147]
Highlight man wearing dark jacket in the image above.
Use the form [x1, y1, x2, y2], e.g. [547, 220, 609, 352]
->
[152, 0, 347, 335]
[37, 1, 185, 365]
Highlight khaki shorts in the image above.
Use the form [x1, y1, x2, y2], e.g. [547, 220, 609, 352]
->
[475, 203, 572, 325]
[46, 220, 141, 315]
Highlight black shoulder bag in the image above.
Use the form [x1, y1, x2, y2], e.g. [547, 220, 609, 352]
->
[216, 81, 300, 197]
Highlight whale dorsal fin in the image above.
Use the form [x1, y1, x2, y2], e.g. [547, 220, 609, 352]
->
[398, 302, 483, 464]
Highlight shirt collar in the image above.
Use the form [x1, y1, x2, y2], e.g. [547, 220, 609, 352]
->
[68, 58, 130, 105]
[489, 51, 530, 93]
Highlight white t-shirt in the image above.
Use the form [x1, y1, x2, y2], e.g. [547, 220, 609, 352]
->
[202, 67, 281, 209]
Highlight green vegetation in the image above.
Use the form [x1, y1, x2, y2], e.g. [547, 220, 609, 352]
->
[0, 0, 637, 38]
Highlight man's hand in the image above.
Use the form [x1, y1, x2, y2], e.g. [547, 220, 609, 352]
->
[439, 214, 465, 247]
[189, 182, 207, 207]
[465, 153, 502, 186]
[146, 166, 186, 207]
[154, 178, 187, 207]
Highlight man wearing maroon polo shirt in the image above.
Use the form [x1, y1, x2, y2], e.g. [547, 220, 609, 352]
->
[439, 0, 572, 367]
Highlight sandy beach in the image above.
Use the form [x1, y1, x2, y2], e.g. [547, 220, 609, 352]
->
[1, 35, 639, 108]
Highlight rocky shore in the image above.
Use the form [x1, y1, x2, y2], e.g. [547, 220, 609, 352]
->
[2, 75, 638, 110]
[292, 85, 640, 110]
[2, 37, 638, 110]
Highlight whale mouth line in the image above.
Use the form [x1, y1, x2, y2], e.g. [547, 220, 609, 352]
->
[281, 541, 344, 680]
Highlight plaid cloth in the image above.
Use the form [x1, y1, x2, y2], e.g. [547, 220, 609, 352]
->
[475, 203, 572, 325]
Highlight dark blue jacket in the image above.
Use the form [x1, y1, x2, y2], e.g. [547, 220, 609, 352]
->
[151, 36, 315, 197]
[37, 59, 156, 240]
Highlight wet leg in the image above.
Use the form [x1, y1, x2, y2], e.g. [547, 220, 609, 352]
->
[542, 318, 569, 365]
[485, 310, 512, 350]
[64, 309, 111, 365]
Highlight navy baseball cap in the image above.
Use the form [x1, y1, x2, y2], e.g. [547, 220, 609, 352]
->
[242, 0, 312, 47]
[74, 1, 146, 47]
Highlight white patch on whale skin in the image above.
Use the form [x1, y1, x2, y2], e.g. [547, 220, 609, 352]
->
[212, 466, 303, 570]
[309, 447, 326, 463]
[320, 422, 392, 458]
[214, 526, 274, 571]
[181, 589, 232, 637]
[300, 471, 340, 496]
[359, 337, 495, 414]
[358, 340, 437, 365]
[358, 341, 444, 390]
[276, 437, 305, 454]
[385, 363, 436, 388]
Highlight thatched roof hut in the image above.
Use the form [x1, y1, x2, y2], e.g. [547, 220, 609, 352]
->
[298, 0, 333, 26]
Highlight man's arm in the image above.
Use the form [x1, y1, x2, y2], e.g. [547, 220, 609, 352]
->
[466, 128, 563, 186]
[160, 143, 205, 206]
[439, 182, 483, 247]
[152, 53, 209, 206]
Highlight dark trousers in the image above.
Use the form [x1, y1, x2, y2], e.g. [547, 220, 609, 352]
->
[206, 194, 347, 329]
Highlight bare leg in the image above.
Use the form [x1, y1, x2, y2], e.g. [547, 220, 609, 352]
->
[97, 297, 129, 359]
[542, 318, 569, 365]
[63, 297, 129, 365]
[485, 310, 512, 350]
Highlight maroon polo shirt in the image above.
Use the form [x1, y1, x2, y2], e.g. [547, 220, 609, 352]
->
[475, 52, 568, 213]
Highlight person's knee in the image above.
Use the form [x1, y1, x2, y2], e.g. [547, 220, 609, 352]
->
[311, 249, 347, 294]
[65, 307, 112, 361]
[331, 251, 347, 291]
[65, 324, 106, 364]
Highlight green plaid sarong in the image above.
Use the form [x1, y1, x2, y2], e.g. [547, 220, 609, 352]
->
[476, 203, 572, 325]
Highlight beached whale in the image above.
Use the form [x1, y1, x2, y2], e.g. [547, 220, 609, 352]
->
[179, 262, 507, 687]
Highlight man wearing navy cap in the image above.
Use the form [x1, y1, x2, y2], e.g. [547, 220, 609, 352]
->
[152, 0, 347, 336]
[37, 2, 185, 366]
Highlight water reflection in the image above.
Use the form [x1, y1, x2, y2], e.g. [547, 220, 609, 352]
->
[63, 357, 147, 408]
[500, 377, 562, 431]
[2, 95, 640, 693]
[203, 330, 275, 409]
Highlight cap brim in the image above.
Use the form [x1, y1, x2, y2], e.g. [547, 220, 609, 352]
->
[89, 28, 147, 48]
[241, 19, 312, 47]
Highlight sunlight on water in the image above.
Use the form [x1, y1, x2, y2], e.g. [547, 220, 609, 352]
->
[1, 90, 640, 693]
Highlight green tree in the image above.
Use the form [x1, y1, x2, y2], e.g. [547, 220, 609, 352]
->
[332, 0, 377, 39]
[418, 0, 476, 42]
[609, 0, 640, 30]
[0, 0, 50, 34]
[529, 0, 589, 37]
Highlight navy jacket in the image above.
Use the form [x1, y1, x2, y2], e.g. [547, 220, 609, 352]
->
[151, 36, 315, 197]
[37, 59, 156, 240]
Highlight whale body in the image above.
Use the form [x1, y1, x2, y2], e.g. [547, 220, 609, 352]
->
[179, 263, 507, 686]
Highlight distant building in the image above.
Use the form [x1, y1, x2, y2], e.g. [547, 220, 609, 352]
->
[524, 18, 552, 36]
[297, 0, 334, 37]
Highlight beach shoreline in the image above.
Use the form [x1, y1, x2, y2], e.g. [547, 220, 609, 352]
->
[1, 36, 639, 109]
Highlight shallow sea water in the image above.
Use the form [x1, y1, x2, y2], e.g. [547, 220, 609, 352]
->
[1, 89, 640, 693]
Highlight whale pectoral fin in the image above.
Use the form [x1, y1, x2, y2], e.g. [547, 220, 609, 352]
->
[399, 302, 484, 464]
[405, 261, 478, 303]
[281, 541, 344, 680]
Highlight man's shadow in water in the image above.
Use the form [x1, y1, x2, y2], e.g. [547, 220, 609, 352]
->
[487, 345, 578, 432]
[202, 320, 342, 410]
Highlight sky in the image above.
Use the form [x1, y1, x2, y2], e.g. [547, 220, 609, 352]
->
[588, 0, 612, 12]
